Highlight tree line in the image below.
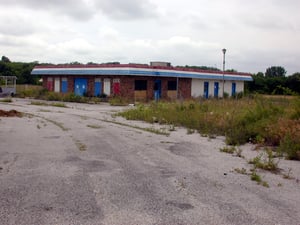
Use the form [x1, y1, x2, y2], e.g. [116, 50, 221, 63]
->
[246, 66, 300, 95]
[0, 56, 299, 95]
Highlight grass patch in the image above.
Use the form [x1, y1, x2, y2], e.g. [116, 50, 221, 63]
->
[74, 139, 87, 151]
[220, 146, 236, 154]
[87, 124, 102, 129]
[43, 118, 69, 131]
[102, 119, 170, 136]
[251, 172, 262, 183]
[31, 101, 67, 108]
[109, 96, 131, 106]
[234, 168, 248, 175]
[19, 88, 105, 104]
[118, 96, 300, 160]
[220, 146, 244, 157]
[0, 98, 13, 103]
[248, 149, 279, 172]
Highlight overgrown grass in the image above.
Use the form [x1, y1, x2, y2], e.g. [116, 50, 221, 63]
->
[109, 96, 131, 106]
[248, 149, 280, 172]
[31, 101, 67, 108]
[0, 98, 12, 103]
[18, 88, 104, 104]
[118, 96, 300, 160]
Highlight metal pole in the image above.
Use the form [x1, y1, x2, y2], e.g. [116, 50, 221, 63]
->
[222, 48, 226, 98]
[176, 77, 179, 99]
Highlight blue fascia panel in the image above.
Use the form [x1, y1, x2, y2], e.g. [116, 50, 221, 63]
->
[32, 68, 253, 81]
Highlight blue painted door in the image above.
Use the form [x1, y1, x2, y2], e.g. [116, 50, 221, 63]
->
[204, 82, 209, 99]
[61, 78, 68, 93]
[214, 82, 219, 98]
[74, 78, 87, 96]
[94, 79, 102, 96]
[232, 83, 236, 96]
[154, 80, 161, 100]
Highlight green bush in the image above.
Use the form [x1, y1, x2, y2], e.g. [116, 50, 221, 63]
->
[118, 96, 300, 160]
[278, 134, 300, 160]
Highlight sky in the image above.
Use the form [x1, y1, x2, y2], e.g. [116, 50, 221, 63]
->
[0, 0, 299, 75]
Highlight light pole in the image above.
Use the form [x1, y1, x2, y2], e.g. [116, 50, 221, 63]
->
[222, 48, 226, 98]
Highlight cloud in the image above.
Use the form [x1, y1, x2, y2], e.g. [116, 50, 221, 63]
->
[0, 0, 96, 21]
[95, 0, 158, 20]
[0, 15, 36, 36]
[48, 38, 94, 55]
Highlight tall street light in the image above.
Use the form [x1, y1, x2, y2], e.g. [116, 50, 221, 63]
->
[222, 48, 226, 98]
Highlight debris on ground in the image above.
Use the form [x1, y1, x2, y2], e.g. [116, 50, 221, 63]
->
[0, 109, 22, 117]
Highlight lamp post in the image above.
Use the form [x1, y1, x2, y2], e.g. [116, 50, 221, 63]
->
[222, 48, 226, 98]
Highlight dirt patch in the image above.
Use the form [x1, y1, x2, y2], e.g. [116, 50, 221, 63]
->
[0, 109, 22, 117]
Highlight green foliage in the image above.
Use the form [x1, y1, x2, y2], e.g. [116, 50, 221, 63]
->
[246, 67, 300, 95]
[278, 134, 300, 160]
[248, 149, 279, 172]
[0, 60, 38, 84]
[109, 96, 130, 106]
[225, 97, 283, 145]
[265, 66, 286, 78]
[0, 98, 12, 103]
[119, 96, 300, 160]
[251, 172, 262, 183]
[220, 146, 236, 154]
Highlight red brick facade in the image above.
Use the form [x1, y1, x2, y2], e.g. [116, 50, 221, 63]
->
[42, 75, 191, 101]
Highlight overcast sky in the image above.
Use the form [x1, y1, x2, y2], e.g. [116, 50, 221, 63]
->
[0, 0, 299, 74]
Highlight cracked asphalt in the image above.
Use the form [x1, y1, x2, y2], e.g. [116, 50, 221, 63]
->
[0, 98, 300, 225]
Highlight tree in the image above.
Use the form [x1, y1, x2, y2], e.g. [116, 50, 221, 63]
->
[1, 56, 11, 63]
[286, 73, 300, 93]
[265, 66, 286, 77]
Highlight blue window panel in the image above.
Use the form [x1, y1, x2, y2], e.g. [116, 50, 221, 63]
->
[214, 82, 219, 98]
[74, 78, 87, 96]
[232, 83, 236, 96]
[94, 81, 102, 97]
[204, 82, 209, 99]
[154, 80, 161, 101]
[61, 79, 68, 93]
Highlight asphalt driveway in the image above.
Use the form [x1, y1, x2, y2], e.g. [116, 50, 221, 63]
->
[0, 98, 300, 225]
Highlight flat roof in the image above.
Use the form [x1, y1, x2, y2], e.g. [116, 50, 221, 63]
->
[31, 64, 253, 81]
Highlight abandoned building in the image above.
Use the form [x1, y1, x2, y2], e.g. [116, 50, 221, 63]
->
[31, 62, 252, 101]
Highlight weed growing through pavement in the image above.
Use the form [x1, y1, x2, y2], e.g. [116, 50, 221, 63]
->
[219, 146, 244, 158]
[87, 124, 102, 129]
[283, 168, 293, 179]
[74, 139, 87, 151]
[234, 168, 248, 175]
[248, 149, 279, 172]
[220, 146, 236, 154]
[31, 101, 67, 108]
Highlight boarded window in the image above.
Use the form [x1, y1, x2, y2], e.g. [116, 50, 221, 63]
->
[135, 80, 147, 90]
[168, 81, 177, 90]
[113, 79, 120, 95]
[61, 78, 68, 93]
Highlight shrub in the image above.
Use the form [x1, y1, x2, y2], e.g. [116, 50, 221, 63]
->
[248, 149, 279, 172]
[278, 134, 300, 160]
[109, 96, 130, 106]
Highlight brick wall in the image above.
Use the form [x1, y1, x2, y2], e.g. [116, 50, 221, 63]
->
[41, 75, 192, 101]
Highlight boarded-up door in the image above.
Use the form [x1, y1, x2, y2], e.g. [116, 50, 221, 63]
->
[113, 79, 120, 95]
[74, 78, 87, 96]
[47, 77, 53, 91]
[54, 78, 60, 93]
[94, 78, 102, 97]
[204, 82, 209, 99]
[214, 82, 219, 98]
[61, 78, 68, 93]
[104, 78, 111, 96]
